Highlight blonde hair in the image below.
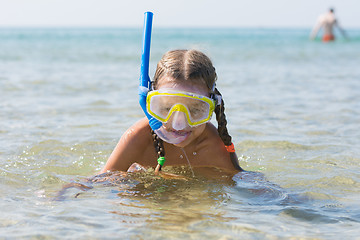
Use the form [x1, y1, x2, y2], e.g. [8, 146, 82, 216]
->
[152, 49, 217, 91]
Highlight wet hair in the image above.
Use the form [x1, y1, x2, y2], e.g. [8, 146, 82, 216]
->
[152, 49, 216, 90]
[151, 49, 243, 171]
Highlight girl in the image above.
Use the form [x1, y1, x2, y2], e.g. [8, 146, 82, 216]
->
[101, 49, 243, 174]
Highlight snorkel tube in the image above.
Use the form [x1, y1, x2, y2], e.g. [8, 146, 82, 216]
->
[139, 12, 189, 145]
[139, 12, 162, 131]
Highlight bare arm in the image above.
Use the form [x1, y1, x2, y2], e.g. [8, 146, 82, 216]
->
[335, 20, 349, 39]
[100, 118, 152, 173]
[310, 21, 322, 40]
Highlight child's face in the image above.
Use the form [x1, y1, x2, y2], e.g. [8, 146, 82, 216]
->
[156, 77, 210, 148]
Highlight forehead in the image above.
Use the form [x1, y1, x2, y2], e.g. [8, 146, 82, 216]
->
[156, 77, 209, 96]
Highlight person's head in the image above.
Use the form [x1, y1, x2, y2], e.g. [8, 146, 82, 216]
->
[149, 49, 241, 171]
[329, 8, 334, 13]
[148, 48, 232, 145]
[149, 50, 217, 147]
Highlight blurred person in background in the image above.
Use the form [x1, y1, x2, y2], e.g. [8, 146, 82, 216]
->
[310, 8, 348, 42]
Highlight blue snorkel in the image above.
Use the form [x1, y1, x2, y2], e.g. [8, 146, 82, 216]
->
[139, 12, 167, 172]
[139, 12, 162, 131]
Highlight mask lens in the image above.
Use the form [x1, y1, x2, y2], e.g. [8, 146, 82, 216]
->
[149, 95, 173, 119]
[186, 100, 210, 122]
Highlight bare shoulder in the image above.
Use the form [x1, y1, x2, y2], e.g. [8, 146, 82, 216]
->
[101, 118, 154, 173]
[202, 123, 226, 148]
[119, 118, 152, 146]
[196, 123, 237, 171]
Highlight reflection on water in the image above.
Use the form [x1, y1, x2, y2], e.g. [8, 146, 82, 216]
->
[53, 168, 285, 238]
[47, 166, 360, 239]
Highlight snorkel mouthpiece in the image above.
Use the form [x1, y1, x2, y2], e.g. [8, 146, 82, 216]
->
[139, 12, 186, 145]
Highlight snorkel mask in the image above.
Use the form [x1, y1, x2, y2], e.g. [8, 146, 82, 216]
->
[146, 89, 215, 129]
[139, 12, 217, 144]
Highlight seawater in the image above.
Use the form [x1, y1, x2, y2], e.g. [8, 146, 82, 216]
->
[1, 28, 360, 239]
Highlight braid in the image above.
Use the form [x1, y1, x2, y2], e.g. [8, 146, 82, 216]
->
[214, 88, 232, 145]
[151, 129, 165, 173]
[214, 88, 244, 171]
[151, 129, 165, 157]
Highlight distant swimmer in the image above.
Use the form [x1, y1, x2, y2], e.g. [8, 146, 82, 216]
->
[310, 8, 348, 42]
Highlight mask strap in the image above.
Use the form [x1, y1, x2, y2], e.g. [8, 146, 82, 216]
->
[150, 81, 155, 91]
[211, 83, 216, 92]
[211, 84, 222, 106]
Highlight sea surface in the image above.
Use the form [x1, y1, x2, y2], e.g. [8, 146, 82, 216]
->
[1, 27, 360, 239]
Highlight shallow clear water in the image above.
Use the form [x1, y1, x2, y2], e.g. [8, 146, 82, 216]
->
[1, 28, 360, 239]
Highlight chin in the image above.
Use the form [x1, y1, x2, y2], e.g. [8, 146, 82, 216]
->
[172, 129, 199, 148]
[172, 132, 192, 147]
[173, 141, 189, 148]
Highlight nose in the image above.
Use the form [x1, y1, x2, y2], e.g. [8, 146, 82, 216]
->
[170, 111, 188, 130]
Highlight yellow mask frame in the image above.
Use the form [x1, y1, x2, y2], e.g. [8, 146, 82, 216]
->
[146, 89, 216, 127]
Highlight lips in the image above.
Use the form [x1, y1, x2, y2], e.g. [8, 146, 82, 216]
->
[155, 125, 191, 144]
[170, 129, 190, 136]
[163, 129, 190, 144]
[167, 129, 190, 141]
